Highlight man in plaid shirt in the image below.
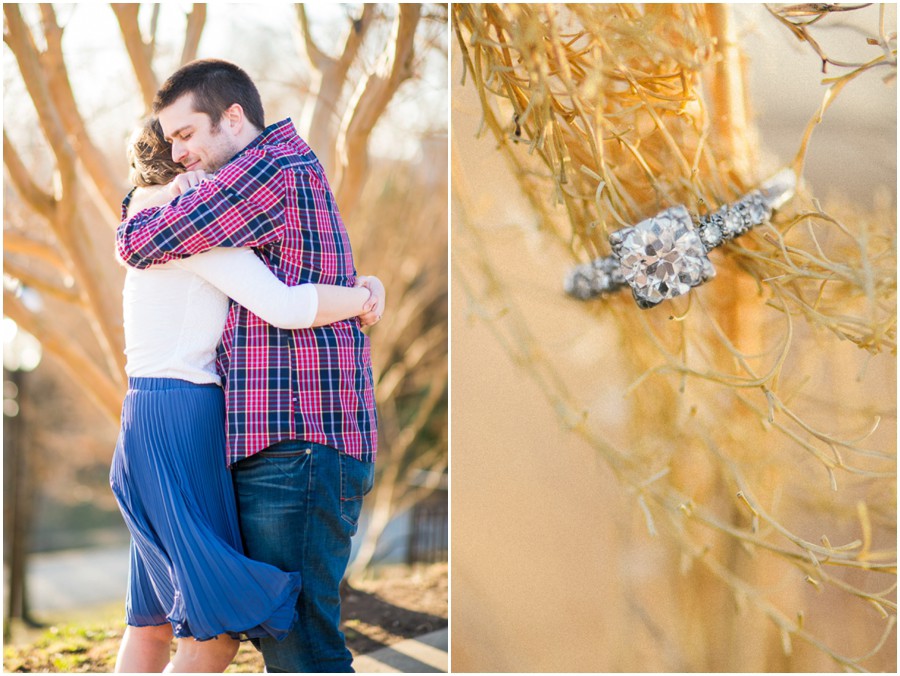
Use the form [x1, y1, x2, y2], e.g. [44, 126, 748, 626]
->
[117, 59, 378, 673]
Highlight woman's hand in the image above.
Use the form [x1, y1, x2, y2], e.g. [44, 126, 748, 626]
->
[169, 170, 211, 197]
[355, 276, 386, 327]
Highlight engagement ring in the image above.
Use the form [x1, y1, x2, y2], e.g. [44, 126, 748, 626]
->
[564, 169, 797, 309]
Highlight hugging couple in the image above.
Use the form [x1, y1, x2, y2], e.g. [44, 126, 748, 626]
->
[111, 59, 383, 673]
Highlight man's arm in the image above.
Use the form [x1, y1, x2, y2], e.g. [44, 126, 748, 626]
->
[116, 152, 286, 269]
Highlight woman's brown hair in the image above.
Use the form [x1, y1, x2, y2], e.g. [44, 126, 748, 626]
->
[127, 118, 183, 187]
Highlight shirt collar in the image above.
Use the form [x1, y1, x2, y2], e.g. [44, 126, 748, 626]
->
[238, 118, 298, 156]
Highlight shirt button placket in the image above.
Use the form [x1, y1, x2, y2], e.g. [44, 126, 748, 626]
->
[286, 334, 300, 434]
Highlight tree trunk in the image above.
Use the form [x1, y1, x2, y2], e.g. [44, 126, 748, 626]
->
[3, 370, 41, 638]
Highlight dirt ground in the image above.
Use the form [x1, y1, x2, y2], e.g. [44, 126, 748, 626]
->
[340, 562, 448, 654]
[2, 562, 448, 673]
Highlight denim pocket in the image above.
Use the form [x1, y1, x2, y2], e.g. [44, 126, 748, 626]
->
[258, 439, 310, 457]
[339, 454, 375, 533]
[232, 440, 311, 480]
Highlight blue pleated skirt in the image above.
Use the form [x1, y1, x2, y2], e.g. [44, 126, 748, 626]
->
[110, 377, 301, 641]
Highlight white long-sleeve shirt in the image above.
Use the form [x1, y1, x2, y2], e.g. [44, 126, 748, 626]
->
[123, 247, 318, 385]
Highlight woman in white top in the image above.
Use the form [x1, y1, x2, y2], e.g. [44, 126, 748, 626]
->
[110, 119, 385, 673]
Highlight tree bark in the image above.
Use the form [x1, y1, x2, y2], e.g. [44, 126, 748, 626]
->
[336, 5, 421, 215]
[2, 370, 42, 636]
[180, 4, 207, 66]
[297, 4, 376, 176]
[112, 4, 159, 111]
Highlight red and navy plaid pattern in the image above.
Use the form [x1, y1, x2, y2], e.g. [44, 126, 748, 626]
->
[118, 119, 377, 466]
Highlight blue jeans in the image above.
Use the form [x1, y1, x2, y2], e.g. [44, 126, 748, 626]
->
[232, 440, 375, 673]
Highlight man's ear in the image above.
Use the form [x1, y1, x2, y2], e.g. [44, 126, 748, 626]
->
[223, 103, 245, 135]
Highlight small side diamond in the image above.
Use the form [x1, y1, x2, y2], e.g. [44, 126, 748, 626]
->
[745, 191, 769, 226]
[723, 205, 746, 237]
[696, 208, 726, 249]
[590, 272, 610, 294]
[565, 256, 622, 300]
[597, 256, 620, 274]
[564, 264, 594, 300]
[700, 222, 723, 249]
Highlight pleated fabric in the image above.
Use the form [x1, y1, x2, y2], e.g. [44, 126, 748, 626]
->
[110, 377, 301, 641]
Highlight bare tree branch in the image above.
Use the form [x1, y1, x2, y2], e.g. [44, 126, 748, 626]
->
[111, 4, 159, 110]
[38, 4, 126, 221]
[295, 4, 328, 69]
[4, 290, 123, 421]
[3, 259, 82, 306]
[4, 4, 78, 193]
[180, 4, 207, 66]
[5, 6, 125, 383]
[148, 3, 160, 61]
[387, 362, 447, 463]
[46, 207, 127, 383]
[3, 130, 56, 221]
[337, 5, 421, 215]
[297, 4, 377, 175]
[3, 231, 67, 273]
[377, 322, 446, 402]
[348, 364, 447, 575]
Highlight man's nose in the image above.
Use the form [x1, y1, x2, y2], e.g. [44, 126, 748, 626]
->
[171, 141, 188, 164]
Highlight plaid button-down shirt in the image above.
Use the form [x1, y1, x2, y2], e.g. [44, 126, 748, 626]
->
[117, 119, 377, 466]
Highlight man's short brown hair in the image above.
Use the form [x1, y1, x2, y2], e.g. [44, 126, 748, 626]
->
[153, 59, 265, 131]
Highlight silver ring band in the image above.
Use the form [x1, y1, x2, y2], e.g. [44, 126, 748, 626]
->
[564, 169, 797, 308]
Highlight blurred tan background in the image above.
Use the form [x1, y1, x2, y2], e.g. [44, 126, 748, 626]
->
[451, 4, 895, 672]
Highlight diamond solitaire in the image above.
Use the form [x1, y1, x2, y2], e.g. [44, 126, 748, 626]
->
[564, 169, 797, 309]
[612, 206, 715, 308]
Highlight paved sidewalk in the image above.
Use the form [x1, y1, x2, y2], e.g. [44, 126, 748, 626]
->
[28, 545, 129, 613]
[353, 628, 448, 673]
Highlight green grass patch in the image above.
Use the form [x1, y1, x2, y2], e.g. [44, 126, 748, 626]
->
[3, 617, 265, 673]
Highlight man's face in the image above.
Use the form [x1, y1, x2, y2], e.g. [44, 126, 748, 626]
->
[158, 94, 240, 173]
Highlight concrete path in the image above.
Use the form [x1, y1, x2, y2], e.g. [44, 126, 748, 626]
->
[353, 628, 448, 673]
